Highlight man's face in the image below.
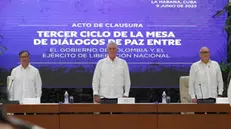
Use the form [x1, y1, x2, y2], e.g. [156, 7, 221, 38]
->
[107, 44, 117, 58]
[200, 48, 210, 61]
[20, 52, 30, 66]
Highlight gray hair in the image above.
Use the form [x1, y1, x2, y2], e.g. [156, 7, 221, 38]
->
[200, 46, 210, 52]
[107, 41, 118, 49]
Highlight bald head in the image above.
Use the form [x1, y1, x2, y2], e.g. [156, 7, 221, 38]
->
[199, 47, 210, 63]
[200, 47, 210, 53]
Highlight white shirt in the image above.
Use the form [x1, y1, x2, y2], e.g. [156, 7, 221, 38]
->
[189, 60, 223, 99]
[9, 64, 42, 103]
[92, 56, 131, 98]
[228, 80, 231, 104]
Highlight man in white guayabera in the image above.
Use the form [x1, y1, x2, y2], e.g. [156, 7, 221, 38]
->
[189, 47, 223, 104]
[92, 42, 131, 104]
[9, 50, 42, 104]
[228, 79, 231, 106]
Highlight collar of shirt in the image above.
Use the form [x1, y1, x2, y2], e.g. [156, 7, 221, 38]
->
[106, 56, 118, 63]
[199, 59, 211, 65]
[20, 64, 31, 69]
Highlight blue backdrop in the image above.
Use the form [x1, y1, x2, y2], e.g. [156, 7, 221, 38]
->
[0, 0, 228, 88]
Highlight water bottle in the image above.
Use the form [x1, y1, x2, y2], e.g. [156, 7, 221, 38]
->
[162, 91, 167, 104]
[64, 91, 69, 104]
[167, 96, 171, 103]
[70, 96, 74, 103]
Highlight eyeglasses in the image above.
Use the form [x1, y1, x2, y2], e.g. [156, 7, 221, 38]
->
[20, 56, 29, 58]
[200, 51, 210, 54]
[108, 48, 117, 50]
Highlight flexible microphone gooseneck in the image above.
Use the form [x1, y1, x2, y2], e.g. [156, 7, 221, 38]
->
[0, 107, 44, 129]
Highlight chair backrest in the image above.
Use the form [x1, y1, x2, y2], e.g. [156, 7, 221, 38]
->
[7, 76, 12, 90]
[179, 76, 192, 103]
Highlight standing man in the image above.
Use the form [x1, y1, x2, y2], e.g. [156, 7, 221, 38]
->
[9, 50, 42, 103]
[228, 80, 231, 105]
[189, 47, 223, 104]
[92, 42, 131, 104]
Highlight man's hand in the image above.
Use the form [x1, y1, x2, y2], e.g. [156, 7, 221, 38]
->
[94, 95, 100, 103]
[217, 95, 223, 98]
[0, 123, 14, 129]
[192, 98, 197, 103]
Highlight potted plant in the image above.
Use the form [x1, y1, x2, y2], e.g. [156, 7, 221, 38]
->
[0, 34, 6, 86]
[220, 62, 231, 96]
[0, 35, 7, 55]
[0, 34, 8, 103]
[213, 2, 231, 96]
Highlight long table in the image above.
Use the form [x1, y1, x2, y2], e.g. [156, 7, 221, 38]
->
[158, 104, 231, 129]
[2, 104, 231, 129]
[60, 104, 157, 129]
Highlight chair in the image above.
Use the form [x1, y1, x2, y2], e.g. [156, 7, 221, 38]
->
[179, 76, 193, 114]
[179, 76, 192, 103]
[6, 76, 15, 115]
[7, 76, 11, 90]
[6, 76, 19, 104]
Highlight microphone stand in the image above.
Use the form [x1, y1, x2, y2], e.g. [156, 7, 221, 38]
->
[199, 84, 204, 103]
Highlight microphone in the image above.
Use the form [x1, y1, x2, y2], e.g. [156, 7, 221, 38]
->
[0, 108, 45, 129]
[199, 84, 204, 100]
[7, 77, 14, 100]
[8, 77, 14, 92]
